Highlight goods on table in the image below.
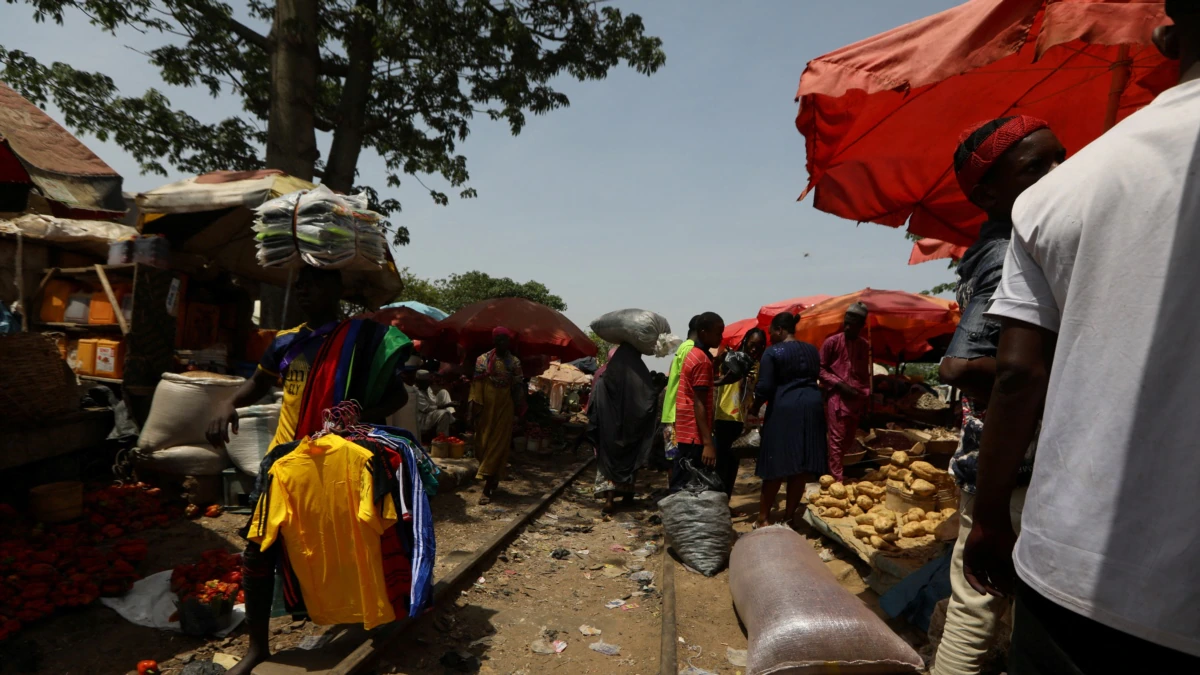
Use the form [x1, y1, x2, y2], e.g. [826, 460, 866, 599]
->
[809, 446, 959, 556]
[253, 185, 388, 270]
[590, 309, 679, 357]
[431, 435, 468, 459]
[729, 527, 924, 674]
[226, 404, 280, 476]
[0, 483, 174, 642]
[658, 488, 735, 577]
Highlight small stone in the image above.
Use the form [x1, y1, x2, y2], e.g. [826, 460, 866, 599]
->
[290, 619, 307, 628]
[179, 653, 196, 664]
[271, 627, 282, 635]
[281, 626, 293, 635]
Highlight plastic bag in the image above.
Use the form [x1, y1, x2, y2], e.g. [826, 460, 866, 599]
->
[722, 351, 753, 379]
[678, 456, 725, 493]
[590, 309, 675, 357]
[732, 428, 761, 449]
[658, 488, 734, 577]
[729, 527, 924, 673]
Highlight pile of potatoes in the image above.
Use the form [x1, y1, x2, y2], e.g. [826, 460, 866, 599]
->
[811, 450, 957, 551]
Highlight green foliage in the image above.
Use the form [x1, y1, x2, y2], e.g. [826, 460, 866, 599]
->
[1, 0, 665, 246]
[394, 269, 566, 313]
[588, 331, 612, 365]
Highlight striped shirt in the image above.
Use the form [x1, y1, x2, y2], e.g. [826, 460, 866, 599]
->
[674, 347, 714, 445]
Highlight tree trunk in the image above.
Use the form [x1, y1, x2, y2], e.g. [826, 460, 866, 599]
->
[265, 0, 320, 180]
[323, 0, 378, 192]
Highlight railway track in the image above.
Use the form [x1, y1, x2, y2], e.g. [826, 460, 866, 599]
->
[252, 457, 682, 675]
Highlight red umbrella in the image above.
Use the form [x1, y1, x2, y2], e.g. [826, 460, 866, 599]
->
[909, 238, 969, 266]
[756, 295, 833, 332]
[368, 306, 442, 340]
[721, 318, 759, 348]
[796, 0, 1174, 247]
[796, 289, 960, 363]
[436, 298, 598, 363]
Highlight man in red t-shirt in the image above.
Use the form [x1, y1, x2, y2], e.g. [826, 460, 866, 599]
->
[669, 312, 725, 493]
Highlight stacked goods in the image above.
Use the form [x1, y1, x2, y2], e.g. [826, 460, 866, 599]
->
[810, 450, 959, 553]
[134, 372, 245, 476]
[225, 404, 281, 477]
[253, 185, 388, 270]
[590, 309, 680, 357]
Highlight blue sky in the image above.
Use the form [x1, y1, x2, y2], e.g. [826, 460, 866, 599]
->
[1, 0, 962, 366]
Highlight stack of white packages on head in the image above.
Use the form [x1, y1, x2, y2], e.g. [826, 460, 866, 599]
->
[253, 184, 389, 270]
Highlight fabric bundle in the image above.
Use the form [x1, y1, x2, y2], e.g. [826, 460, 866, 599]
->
[242, 419, 437, 629]
[253, 184, 389, 270]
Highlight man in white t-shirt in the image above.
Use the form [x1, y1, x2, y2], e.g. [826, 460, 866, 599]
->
[963, 3, 1200, 672]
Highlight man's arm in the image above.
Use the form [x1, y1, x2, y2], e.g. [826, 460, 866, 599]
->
[940, 357, 997, 404]
[207, 370, 276, 448]
[693, 387, 716, 467]
[963, 318, 1056, 597]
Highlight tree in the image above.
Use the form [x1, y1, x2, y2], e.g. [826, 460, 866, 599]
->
[1, 0, 665, 245]
[588, 331, 612, 365]
[434, 270, 566, 312]
[392, 268, 566, 313]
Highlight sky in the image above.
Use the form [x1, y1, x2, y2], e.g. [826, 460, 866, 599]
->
[0, 0, 963, 367]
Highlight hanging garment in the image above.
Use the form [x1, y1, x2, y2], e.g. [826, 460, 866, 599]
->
[247, 434, 398, 629]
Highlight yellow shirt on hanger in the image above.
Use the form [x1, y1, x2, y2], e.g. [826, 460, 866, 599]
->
[248, 434, 398, 629]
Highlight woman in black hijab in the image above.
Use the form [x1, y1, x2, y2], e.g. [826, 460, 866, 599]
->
[587, 342, 658, 513]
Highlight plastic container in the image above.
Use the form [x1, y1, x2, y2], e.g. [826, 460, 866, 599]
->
[30, 481, 84, 523]
[75, 338, 98, 375]
[107, 239, 133, 265]
[39, 280, 77, 323]
[63, 293, 91, 324]
[133, 235, 170, 268]
[93, 338, 126, 378]
[88, 286, 132, 325]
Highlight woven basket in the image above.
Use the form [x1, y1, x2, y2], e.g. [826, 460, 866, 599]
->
[0, 333, 79, 422]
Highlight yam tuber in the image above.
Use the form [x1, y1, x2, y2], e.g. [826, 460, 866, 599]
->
[819, 475, 836, 489]
[879, 531, 900, 543]
[906, 507, 926, 521]
[873, 513, 897, 534]
[853, 525, 876, 540]
[856, 483, 885, 499]
[849, 505, 864, 517]
[893, 468, 912, 483]
[920, 519, 938, 535]
[909, 461, 942, 483]
[824, 507, 846, 519]
[870, 535, 898, 551]
[856, 495, 875, 511]
[829, 482, 848, 499]
[891, 450, 911, 468]
[862, 469, 887, 482]
[815, 496, 850, 510]
[845, 484, 857, 500]
[855, 513, 877, 525]
[900, 521, 925, 538]
[941, 507, 957, 519]
[911, 479, 937, 497]
[868, 504, 890, 515]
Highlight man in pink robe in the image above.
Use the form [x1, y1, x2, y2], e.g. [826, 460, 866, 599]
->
[819, 303, 870, 481]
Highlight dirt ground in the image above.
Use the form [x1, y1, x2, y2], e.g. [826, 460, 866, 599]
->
[377, 466, 671, 675]
[8, 447, 591, 675]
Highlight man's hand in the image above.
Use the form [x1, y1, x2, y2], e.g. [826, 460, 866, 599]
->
[962, 516, 1018, 598]
[701, 442, 718, 468]
[835, 381, 860, 399]
[206, 405, 239, 449]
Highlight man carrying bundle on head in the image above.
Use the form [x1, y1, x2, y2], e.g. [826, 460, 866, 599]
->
[932, 115, 1065, 675]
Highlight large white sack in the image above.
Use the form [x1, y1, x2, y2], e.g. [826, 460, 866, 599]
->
[137, 372, 245, 452]
[227, 404, 280, 477]
[134, 444, 230, 476]
[590, 309, 678, 357]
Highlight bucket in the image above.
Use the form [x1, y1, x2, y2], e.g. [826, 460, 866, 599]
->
[30, 481, 84, 523]
[527, 438, 542, 452]
[76, 338, 99, 375]
[94, 338, 126, 378]
[430, 442, 452, 458]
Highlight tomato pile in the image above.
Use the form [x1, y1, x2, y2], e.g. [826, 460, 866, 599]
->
[169, 548, 244, 615]
[0, 483, 174, 642]
[432, 435, 466, 445]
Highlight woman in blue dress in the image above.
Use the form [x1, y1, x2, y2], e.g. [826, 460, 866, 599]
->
[749, 312, 827, 528]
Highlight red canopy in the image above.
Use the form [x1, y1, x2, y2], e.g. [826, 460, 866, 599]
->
[721, 318, 759, 348]
[756, 295, 834, 332]
[795, 289, 960, 363]
[369, 306, 442, 341]
[909, 238, 969, 266]
[796, 0, 1173, 247]
[435, 298, 597, 364]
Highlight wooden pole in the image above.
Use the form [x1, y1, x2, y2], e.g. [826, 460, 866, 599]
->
[1104, 45, 1132, 131]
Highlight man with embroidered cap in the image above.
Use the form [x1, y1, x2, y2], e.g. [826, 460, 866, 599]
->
[964, 2, 1200, 672]
[932, 115, 1065, 675]
[819, 301, 870, 482]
